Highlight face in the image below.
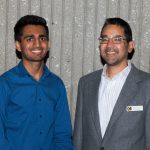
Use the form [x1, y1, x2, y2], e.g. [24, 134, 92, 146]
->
[99, 25, 134, 68]
[16, 25, 49, 64]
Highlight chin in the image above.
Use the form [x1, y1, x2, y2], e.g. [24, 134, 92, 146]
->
[106, 61, 119, 66]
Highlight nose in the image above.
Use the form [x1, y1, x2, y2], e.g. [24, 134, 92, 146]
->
[106, 39, 114, 47]
[34, 39, 40, 47]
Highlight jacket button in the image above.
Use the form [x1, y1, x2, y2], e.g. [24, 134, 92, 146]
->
[100, 147, 104, 150]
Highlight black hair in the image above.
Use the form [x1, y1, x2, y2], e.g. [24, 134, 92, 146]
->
[101, 17, 132, 42]
[14, 15, 49, 42]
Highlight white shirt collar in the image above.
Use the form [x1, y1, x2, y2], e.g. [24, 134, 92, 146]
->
[102, 61, 132, 80]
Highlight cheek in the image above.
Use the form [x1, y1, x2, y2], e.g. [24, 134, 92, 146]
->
[22, 46, 31, 52]
[99, 45, 106, 53]
[21, 42, 32, 50]
[120, 45, 128, 53]
[41, 43, 48, 49]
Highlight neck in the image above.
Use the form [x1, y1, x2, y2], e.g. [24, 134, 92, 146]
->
[23, 60, 44, 81]
[106, 62, 128, 78]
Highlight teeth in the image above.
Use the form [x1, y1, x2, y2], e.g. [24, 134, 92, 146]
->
[32, 50, 41, 53]
[107, 51, 115, 54]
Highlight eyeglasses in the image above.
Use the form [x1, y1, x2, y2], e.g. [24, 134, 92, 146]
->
[98, 36, 127, 44]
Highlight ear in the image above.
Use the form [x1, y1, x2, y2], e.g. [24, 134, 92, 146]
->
[128, 41, 135, 53]
[15, 41, 22, 52]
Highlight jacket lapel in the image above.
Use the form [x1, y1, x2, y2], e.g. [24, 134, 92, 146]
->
[88, 70, 103, 140]
[104, 65, 139, 138]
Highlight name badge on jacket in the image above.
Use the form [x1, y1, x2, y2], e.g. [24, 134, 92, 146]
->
[126, 105, 143, 112]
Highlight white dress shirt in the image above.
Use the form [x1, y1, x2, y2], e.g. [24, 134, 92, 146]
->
[98, 61, 131, 137]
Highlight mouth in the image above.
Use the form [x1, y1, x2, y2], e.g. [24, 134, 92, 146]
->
[105, 48, 118, 55]
[32, 50, 42, 53]
[106, 51, 116, 54]
[31, 49, 43, 54]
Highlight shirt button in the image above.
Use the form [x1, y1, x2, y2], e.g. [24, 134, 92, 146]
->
[39, 99, 42, 102]
[40, 115, 43, 118]
[40, 131, 42, 135]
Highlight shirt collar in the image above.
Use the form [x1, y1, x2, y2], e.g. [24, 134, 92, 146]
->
[102, 61, 132, 80]
[17, 61, 50, 78]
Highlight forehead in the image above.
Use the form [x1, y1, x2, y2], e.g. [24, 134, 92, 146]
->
[22, 25, 47, 35]
[101, 25, 125, 36]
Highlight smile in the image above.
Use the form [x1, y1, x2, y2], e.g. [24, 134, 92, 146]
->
[107, 51, 116, 54]
[31, 50, 42, 53]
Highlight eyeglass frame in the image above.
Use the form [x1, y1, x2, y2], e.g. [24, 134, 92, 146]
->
[98, 35, 127, 44]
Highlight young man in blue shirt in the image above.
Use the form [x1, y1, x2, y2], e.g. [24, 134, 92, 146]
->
[0, 15, 73, 150]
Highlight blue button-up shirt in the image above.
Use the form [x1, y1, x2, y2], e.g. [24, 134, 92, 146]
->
[0, 61, 73, 150]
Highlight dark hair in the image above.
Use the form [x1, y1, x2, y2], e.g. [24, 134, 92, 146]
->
[101, 17, 132, 42]
[100, 17, 134, 60]
[14, 15, 49, 42]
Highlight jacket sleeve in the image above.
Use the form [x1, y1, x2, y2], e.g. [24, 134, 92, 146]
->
[54, 79, 73, 150]
[145, 96, 150, 150]
[73, 78, 84, 150]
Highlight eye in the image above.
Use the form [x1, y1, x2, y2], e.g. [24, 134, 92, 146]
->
[40, 36, 48, 41]
[113, 37, 122, 42]
[101, 37, 108, 42]
[26, 37, 34, 42]
[113, 37, 123, 43]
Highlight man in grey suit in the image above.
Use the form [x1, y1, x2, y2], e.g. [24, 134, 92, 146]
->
[73, 17, 150, 150]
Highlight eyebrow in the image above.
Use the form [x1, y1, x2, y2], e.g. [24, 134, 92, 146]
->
[101, 35, 125, 37]
[23, 34, 48, 39]
[23, 35, 33, 39]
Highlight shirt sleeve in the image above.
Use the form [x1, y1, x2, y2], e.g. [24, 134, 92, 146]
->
[0, 81, 13, 150]
[54, 79, 73, 150]
[0, 114, 12, 149]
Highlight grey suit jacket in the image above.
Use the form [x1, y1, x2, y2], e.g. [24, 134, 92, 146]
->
[73, 64, 150, 150]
